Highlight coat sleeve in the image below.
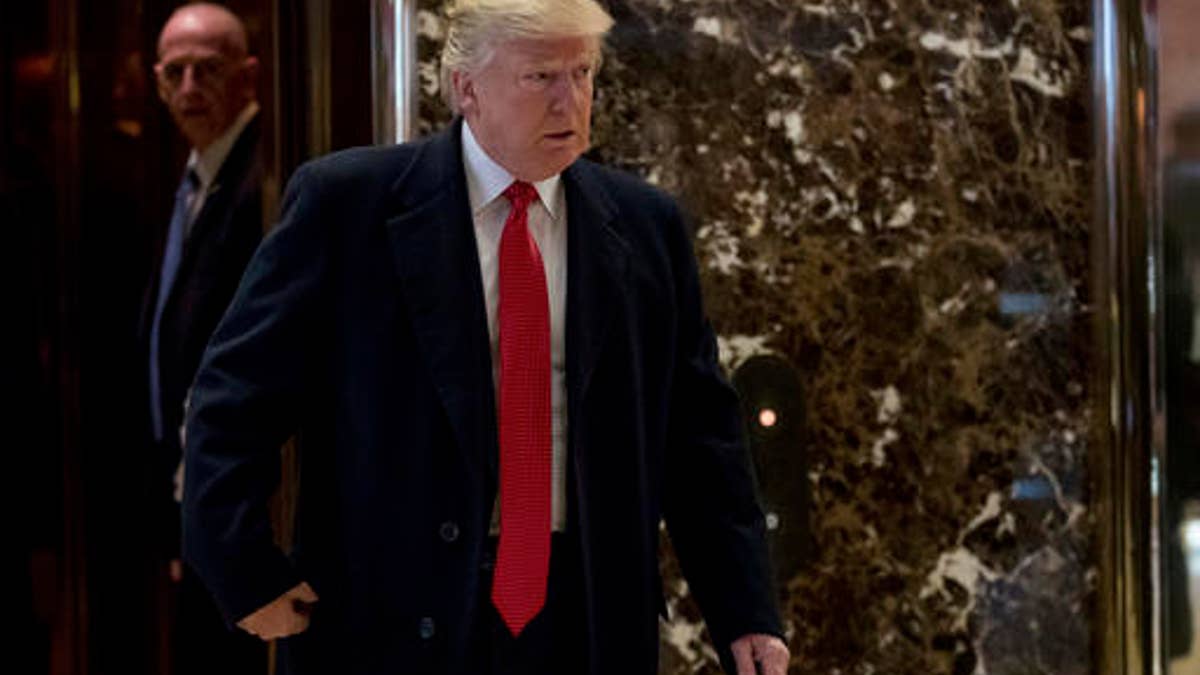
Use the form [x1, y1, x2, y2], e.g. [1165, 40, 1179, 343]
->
[182, 163, 331, 624]
[659, 199, 785, 659]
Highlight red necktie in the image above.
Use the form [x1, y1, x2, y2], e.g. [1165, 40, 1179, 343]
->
[491, 181, 552, 635]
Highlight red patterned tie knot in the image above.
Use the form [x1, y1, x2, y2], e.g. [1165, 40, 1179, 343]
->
[503, 181, 538, 211]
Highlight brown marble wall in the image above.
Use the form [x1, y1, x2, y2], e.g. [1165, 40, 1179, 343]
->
[416, 1, 1097, 673]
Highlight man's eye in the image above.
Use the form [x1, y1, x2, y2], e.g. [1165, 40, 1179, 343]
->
[195, 60, 219, 78]
[164, 64, 184, 81]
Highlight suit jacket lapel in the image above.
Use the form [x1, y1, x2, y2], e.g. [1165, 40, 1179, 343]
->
[385, 119, 499, 484]
[138, 115, 263, 341]
[563, 162, 631, 445]
[177, 115, 262, 279]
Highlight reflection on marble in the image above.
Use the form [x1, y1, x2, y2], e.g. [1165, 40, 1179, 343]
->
[417, 1, 1095, 672]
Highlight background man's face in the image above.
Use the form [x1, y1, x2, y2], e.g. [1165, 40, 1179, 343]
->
[457, 36, 599, 181]
[155, 12, 254, 151]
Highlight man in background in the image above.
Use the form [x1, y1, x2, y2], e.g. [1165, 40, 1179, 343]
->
[143, 3, 266, 673]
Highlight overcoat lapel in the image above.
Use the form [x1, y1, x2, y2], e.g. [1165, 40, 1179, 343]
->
[563, 162, 631, 455]
[384, 120, 499, 487]
[382, 129, 635, 511]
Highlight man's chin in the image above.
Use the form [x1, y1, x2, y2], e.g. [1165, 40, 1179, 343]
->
[525, 157, 582, 181]
[178, 120, 219, 148]
[544, 143, 588, 170]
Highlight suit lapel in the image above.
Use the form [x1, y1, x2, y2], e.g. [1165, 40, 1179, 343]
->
[563, 162, 631, 442]
[385, 120, 498, 482]
[176, 115, 261, 280]
[139, 116, 263, 341]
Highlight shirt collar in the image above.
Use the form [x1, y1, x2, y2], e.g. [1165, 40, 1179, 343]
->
[461, 120, 562, 221]
[188, 101, 260, 189]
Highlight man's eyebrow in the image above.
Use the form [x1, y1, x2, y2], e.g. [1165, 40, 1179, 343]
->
[522, 55, 593, 67]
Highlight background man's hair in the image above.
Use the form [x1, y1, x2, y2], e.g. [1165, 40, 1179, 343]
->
[439, 0, 614, 112]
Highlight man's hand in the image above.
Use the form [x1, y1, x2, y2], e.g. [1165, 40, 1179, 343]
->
[236, 582, 319, 640]
[731, 633, 789, 675]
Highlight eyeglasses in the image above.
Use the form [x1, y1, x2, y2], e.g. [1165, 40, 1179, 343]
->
[156, 57, 232, 89]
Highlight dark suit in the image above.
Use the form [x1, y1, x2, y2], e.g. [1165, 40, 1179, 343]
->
[141, 115, 265, 477]
[141, 114, 267, 675]
[183, 118, 782, 675]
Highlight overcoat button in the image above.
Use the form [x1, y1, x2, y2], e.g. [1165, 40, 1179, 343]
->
[439, 521, 460, 543]
[418, 616, 436, 640]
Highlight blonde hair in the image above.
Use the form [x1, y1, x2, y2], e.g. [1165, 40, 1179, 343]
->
[440, 0, 615, 112]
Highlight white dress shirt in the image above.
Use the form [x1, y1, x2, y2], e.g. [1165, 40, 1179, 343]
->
[184, 101, 260, 236]
[461, 121, 569, 533]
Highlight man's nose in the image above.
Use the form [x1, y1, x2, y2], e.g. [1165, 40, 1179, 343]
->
[548, 75, 585, 113]
[178, 65, 201, 93]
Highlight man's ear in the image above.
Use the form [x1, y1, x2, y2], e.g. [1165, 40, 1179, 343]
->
[153, 64, 170, 104]
[241, 56, 260, 86]
[239, 56, 260, 99]
[452, 70, 478, 117]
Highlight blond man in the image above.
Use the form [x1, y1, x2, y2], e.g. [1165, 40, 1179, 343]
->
[182, 1, 788, 673]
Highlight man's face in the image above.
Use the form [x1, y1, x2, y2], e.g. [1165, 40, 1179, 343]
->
[456, 36, 599, 181]
[155, 12, 255, 151]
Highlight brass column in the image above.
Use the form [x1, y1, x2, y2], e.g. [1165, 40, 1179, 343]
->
[1092, 0, 1159, 673]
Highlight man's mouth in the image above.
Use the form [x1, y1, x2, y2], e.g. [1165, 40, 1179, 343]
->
[545, 131, 575, 141]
